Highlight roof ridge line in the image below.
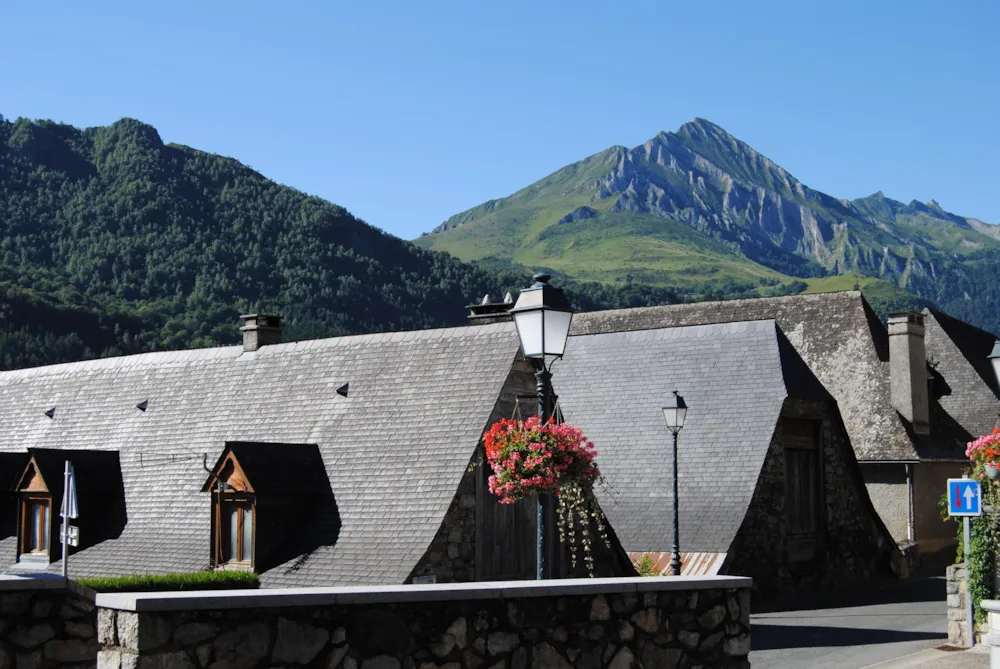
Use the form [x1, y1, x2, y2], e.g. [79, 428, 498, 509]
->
[0, 321, 517, 379]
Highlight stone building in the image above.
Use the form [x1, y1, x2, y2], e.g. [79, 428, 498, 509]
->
[0, 293, 956, 592]
[556, 319, 898, 594]
[571, 291, 1000, 565]
[0, 314, 631, 586]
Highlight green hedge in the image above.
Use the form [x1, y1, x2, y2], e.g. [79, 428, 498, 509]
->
[76, 571, 259, 593]
[943, 491, 995, 626]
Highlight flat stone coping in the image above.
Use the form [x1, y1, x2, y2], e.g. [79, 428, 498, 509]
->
[0, 574, 68, 591]
[96, 575, 752, 612]
[981, 599, 1000, 614]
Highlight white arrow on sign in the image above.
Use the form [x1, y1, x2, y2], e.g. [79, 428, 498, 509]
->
[965, 485, 977, 509]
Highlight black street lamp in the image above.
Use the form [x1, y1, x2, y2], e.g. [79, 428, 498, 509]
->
[662, 390, 688, 577]
[509, 273, 574, 580]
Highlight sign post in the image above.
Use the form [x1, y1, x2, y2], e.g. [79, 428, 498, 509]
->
[60, 461, 78, 579]
[948, 475, 981, 647]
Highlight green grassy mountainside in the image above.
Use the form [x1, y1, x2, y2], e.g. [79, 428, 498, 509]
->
[0, 116, 693, 370]
[416, 118, 1000, 333]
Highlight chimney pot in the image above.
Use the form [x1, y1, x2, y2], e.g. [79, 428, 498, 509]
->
[466, 294, 514, 325]
[240, 313, 283, 352]
[887, 311, 930, 433]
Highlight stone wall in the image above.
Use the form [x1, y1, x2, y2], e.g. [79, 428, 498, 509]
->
[915, 462, 966, 558]
[947, 563, 971, 647]
[725, 399, 896, 596]
[95, 577, 752, 669]
[406, 358, 532, 585]
[860, 463, 910, 544]
[408, 463, 477, 583]
[0, 576, 98, 669]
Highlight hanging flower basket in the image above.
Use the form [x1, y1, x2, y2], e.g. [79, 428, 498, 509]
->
[484, 415, 599, 504]
[967, 429, 1000, 481]
[484, 415, 610, 574]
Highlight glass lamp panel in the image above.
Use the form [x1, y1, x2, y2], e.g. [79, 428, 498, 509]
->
[675, 405, 687, 428]
[513, 310, 544, 358]
[662, 406, 678, 429]
[241, 505, 253, 562]
[992, 351, 1000, 391]
[543, 310, 573, 356]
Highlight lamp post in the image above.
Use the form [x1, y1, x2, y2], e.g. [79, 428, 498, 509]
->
[509, 273, 574, 580]
[662, 390, 688, 576]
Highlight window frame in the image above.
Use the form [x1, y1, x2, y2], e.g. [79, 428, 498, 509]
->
[19, 493, 52, 556]
[214, 491, 255, 568]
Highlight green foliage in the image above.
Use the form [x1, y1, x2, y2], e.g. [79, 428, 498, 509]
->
[76, 571, 259, 592]
[967, 517, 993, 626]
[944, 477, 997, 626]
[635, 554, 660, 577]
[0, 116, 701, 371]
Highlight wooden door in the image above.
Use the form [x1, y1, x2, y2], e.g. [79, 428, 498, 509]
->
[475, 462, 537, 580]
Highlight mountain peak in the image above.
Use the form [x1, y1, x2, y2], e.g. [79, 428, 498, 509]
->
[676, 117, 731, 138]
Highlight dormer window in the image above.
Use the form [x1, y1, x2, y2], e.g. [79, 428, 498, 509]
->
[202, 441, 330, 573]
[203, 454, 256, 569]
[13, 449, 124, 569]
[16, 459, 52, 563]
[22, 496, 51, 555]
[223, 497, 253, 564]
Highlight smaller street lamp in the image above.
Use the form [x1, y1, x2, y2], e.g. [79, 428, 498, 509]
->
[509, 273, 574, 581]
[662, 390, 688, 577]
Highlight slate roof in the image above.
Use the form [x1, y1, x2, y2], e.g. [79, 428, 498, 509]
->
[27, 448, 124, 500]
[0, 323, 520, 587]
[924, 309, 1000, 448]
[572, 291, 986, 462]
[555, 320, 791, 554]
[25, 448, 127, 556]
[0, 453, 27, 541]
[204, 442, 329, 494]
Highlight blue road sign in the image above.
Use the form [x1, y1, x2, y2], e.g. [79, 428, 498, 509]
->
[948, 478, 982, 517]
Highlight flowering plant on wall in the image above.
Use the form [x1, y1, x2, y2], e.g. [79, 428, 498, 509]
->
[961, 427, 1000, 627]
[967, 428, 1000, 477]
[484, 415, 610, 574]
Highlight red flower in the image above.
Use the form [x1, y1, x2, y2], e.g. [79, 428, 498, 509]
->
[482, 416, 600, 504]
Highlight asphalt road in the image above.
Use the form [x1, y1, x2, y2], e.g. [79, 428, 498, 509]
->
[749, 577, 949, 669]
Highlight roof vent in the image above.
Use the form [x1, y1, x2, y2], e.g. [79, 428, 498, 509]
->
[336, 383, 349, 398]
[239, 314, 283, 352]
[44, 407, 55, 419]
[136, 400, 149, 412]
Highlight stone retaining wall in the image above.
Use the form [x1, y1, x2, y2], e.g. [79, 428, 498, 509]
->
[947, 562, 970, 646]
[95, 577, 752, 669]
[0, 575, 98, 669]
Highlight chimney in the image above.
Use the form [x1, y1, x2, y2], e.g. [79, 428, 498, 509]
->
[239, 314, 282, 352]
[888, 312, 930, 434]
[466, 293, 514, 325]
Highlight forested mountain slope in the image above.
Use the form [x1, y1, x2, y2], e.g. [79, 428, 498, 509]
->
[0, 116, 685, 369]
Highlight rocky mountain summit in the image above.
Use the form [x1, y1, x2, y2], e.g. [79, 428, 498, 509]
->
[418, 119, 1000, 333]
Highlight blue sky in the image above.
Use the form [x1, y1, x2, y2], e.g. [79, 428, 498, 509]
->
[3, 1, 997, 238]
